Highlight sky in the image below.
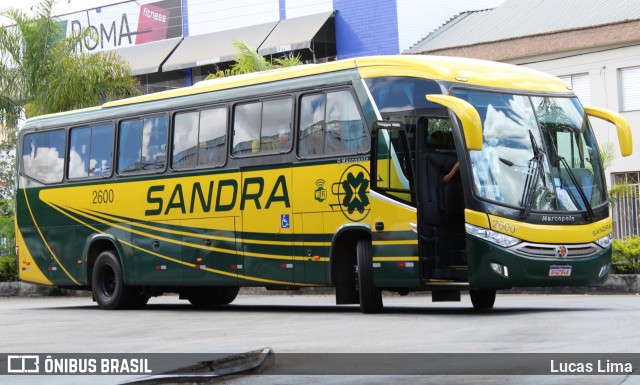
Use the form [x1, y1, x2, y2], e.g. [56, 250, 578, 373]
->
[0, 0, 125, 25]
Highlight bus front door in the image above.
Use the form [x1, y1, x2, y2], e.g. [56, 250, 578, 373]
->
[417, 117, 468, 282]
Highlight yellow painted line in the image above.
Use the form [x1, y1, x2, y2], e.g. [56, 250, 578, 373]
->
[21, 178, 80, 285]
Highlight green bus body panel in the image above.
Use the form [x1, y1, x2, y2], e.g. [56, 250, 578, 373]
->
[466, 236, 610, 289]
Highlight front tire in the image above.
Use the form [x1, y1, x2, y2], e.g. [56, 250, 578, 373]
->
[92, 250, 134, 310]
[470, 288, 496, 310]
[356, 239, 383, 313]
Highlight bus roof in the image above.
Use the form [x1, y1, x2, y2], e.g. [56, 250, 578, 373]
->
[24, 55, 572, 125]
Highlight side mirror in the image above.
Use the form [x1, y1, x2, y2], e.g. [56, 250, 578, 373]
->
[426, 94, 483, 151]
[584, 106, 633, 157]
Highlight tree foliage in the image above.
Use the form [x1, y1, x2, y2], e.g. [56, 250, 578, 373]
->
[0, 0, 140, 138]
[612, 236, 640, 274]
[598, 141, 617, 172]
[0, 0, 141, 281]
[206, 40, 302, 79]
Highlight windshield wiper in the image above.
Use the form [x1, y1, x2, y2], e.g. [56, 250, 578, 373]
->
[519, 131, 547, 219]
[557, 155, 595, 221]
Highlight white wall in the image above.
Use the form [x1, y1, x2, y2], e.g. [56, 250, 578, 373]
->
[188, 0, 279, 36]
[285, 0, 333, 18]
[521, 45, 640, 183]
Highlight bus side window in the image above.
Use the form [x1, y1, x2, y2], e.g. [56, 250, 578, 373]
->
[261, 98, 292, 153]
[118, 119, 143, 174]
[21, 129, 66, 184]
[174, 107, 228, 169]
[198, 107, 227, 166]
[68, 123, 114, 179]
[299, 94, 325, 156]
[326, 90, 368, 154]
[118, 116, 167, 174]
[172, 111, 199, 169]
[69, 127, 90, 178]
[89, 123, 114, 177]
[232, 98, 292, 156]
[298, 90, 368, 157]
[232, 102, 261, 156]
[141, 116, 168, 171]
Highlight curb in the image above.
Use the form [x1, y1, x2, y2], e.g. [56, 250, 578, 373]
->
[1, 275, 638, 297]
[123, 348, 273, 384]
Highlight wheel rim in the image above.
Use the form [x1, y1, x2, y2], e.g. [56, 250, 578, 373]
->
[99, 265, 116, 298]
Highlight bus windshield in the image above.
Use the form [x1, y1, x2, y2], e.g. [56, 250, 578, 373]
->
[452, 89, 607, 215]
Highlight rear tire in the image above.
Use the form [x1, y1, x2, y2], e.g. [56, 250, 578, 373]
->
[217, 287, 239, 305]
[356, 239, 383, 313]
[470, 288, 496, 310]
[92, 250, 134, 310]
[187, 287, 239, 308]
[128, 291, 150, 309]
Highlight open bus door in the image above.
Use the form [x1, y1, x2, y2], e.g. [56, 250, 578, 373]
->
[415, 116, 468, 282]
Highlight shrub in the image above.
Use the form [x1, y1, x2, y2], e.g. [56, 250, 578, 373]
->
[612, 236, 640, 274]
[0, 255, 18, 282]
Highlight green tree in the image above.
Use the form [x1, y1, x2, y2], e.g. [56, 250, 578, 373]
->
[599, 141, 617, 173]
[0, 0, 140, 139]
[206, 40, 301, 79]
[0, 0, 140, 281]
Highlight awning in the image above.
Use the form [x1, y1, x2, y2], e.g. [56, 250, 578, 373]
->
[112, 37, 182, 76]
[258, 12, 335, 56]
[162, 22, 278, 72]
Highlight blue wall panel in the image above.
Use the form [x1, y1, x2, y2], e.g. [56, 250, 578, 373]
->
[333, 0, 399, 59]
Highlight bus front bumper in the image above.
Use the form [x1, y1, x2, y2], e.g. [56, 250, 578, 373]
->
[466, 236, 611, 289]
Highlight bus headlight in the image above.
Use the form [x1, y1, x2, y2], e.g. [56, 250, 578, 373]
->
[465, 223, 521, 248]
[595, 233, 613, 249]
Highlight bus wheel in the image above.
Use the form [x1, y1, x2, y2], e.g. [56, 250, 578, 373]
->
[128, 292, 150, 309]
[187, 287, 238, 307]
[470, 288, 496, 310]
[92, 250, 134, 310]
[217, 287, 239, 305]
[356, 239, 383, 313]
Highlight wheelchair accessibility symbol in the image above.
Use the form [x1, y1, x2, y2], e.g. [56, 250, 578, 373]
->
[281, 214, 290, 229]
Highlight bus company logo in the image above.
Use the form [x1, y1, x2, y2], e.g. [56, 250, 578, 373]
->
[314, 179, 327, 202]
[555, 245, 569, 258]
[8, 355, 40, 373]
[332, 164, 370, 222]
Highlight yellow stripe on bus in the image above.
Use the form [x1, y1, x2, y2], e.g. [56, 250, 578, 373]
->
[21, 177, 80, 285]
[15, 227, 53, 286]
[465, 209, 612, 244]
[45, 201, 316, 286]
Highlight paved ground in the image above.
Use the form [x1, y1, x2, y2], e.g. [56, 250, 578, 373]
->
[1, 293, 639, 384]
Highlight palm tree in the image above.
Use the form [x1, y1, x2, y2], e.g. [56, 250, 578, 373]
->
[599, 141, 617, 172]
[0, 0, 140, 141]
[206, 40, 301, 79]
[0, 0, 140, 268]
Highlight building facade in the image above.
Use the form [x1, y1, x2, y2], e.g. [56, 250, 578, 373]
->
[409, 0, 640, 237]
[57, 0, 502, 91]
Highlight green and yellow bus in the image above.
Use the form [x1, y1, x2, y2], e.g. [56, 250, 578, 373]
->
[16, 55, 632, 312]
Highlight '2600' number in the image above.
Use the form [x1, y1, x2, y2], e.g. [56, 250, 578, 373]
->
[491, 220, 516, 233]
[92, 189, 114, 204]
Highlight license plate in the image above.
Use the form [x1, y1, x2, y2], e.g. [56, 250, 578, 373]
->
[549, 265, 572, 277]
